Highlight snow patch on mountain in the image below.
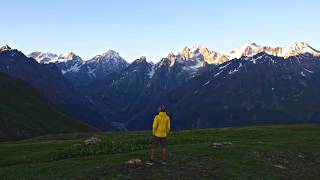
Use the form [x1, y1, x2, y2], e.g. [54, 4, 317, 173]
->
[225, 42, 320, 61]
[62, 63, 83, 74]
[28, 51, 82, 64]
[214, 70, 224, 77]
[303, 68, 314, 74]
[226, 42, 262, 60]
[228, 69, 239, 75]
[250, 54, 265, 64]
[219, 62, 231, 70]
[147, 64, 156, 78]
[202, 80, 211, 86]
[87, 66, 97, 78]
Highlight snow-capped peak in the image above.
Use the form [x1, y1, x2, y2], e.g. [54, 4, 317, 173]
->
[87, 50, 128, 75]
[99, 49, 120, 59]
[225, 42, 320, 60]
[280, 42, 320, 58]
[138, 56, 147, 62]
[28, 52, 58, 63]
[59, 52, 82, 62]
[170, 46, 227, 65]
[178, 46, 204, 60]
[171, 42, 320, 65]
[28, 51, 82, 64]
[90, 49, 126, 63]
[0, 45, 12, 51]
[226, 42, 264, 60]
[64, 52, 77, 59]
[131, 56, 150, 65]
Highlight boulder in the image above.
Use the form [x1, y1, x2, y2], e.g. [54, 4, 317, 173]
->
[211, 142, 224, 148]
[211, 142, 233, 148]
[273, 164, 286, 169]
[84, 137, 101, 146]
[223, 142, 233, 145]
[125, 159, 143, 167]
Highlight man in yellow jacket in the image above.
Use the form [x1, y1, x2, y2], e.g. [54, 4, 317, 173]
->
[146, 105, 170, 165]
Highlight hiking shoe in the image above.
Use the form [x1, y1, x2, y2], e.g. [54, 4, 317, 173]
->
[160, 160, 167, 165]
[146, 160, 154, 165]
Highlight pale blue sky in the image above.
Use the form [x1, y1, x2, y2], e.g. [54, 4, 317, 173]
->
[1, 0, 319, 62]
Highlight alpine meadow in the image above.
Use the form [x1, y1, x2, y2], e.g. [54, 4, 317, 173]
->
[1, 0, 320, 179]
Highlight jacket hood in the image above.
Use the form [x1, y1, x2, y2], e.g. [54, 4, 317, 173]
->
[159, 112, 167, 116]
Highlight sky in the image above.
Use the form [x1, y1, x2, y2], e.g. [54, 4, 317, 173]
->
[1, 0, 320, 62]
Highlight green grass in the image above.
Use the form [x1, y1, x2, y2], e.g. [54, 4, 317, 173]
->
[0, 124, 320, 179]
[0, 73, 95, 140]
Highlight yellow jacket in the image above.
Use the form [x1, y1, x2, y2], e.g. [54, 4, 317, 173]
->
[152, 112, 170, 137]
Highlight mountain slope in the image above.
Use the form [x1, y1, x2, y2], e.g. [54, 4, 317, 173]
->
[82, 53, 212, 125]
[10, 42, 320, 131]
[82, 56, 155, 125]
[0, 73, 95, 140]
[127, 53, 320, 130]
[0, 46, 112, 131]
[83, 43, 320, 130]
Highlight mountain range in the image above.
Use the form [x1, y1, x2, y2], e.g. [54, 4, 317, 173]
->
[0, 46, 113, 131]
[29, 50, 129, 86]
[1, 42, 320, 133]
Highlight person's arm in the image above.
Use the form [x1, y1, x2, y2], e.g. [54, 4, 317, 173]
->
[152, 116, 158, 135]
[166, 116, 171, 135]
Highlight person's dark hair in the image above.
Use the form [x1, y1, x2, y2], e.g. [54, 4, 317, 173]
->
[158, 105, 166, 112]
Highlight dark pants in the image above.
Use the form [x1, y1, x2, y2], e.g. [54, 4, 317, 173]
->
[151, 136, 167, 148]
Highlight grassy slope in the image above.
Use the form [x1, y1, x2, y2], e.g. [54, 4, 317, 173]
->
[0, 74, 95, 140]
[0, 125, 319, 179]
